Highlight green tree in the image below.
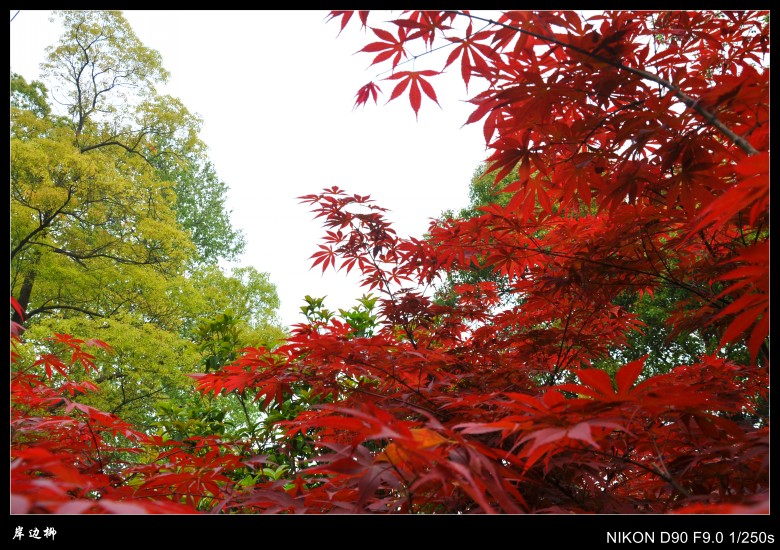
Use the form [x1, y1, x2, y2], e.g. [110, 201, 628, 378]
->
[40, 11, 199, 156]
[11, 11, 200, 325]
[186, 265, 286, 346]
[10, 72, 50, 118]
[10, 10, 283, 430]
[10, 103, 194, 325]
[153, 153, 246, 266]
[38, 10, 244, 267]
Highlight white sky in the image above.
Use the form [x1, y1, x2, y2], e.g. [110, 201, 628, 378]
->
[10, 10, 491, 329]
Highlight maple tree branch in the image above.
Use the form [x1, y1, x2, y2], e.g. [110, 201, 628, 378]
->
[348, 216, 419, 348]
[546, 472, 591, 509]
[649, 436, 690, 497]
[463, 226, 711, 304]
[587, 446, 690, 498]
[697, 230, 719, 260]
[340, 355, 447, 421]
[564, 297, 610, 369]
[348, 383, 448, 422]
[81, 416, 105, 473]
[556, 99, 646, 164]
[639, 228, 679, 284]
[379, 457, 414, 509]
[752, 222, 765, 247]
[548, 301, 575, 386]
[234, 392, 262, 452]
[450, 11, 760, 156]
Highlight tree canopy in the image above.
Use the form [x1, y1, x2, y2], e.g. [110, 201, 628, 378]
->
[10, 10, 280, 430]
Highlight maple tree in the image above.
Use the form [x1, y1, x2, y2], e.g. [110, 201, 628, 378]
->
[437, 162, 754, 377]
[11, 10, 769, 515]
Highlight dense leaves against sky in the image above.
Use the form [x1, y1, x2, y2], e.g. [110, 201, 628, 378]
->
[11, 10, 769, 515]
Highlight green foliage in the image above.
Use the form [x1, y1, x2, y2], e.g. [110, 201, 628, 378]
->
[442, 163, 513, 221]
[42, 11, 175, 145]
[339, 294, 379, 338]
[10, 72, 50, 118]
[604, 286, 719, 372]
[187, 265, 286, 348]
[195, 309, 243, 373]
[300, 294, 380, 338]
[39, 11, 242, 268]
[300, 295, 335, 325]
[154, 154, 246, 265]
[17, 313, 200, 429]
[11, 120, 196, 319]
[154, 399, 229, 441]
[10, 10, 284, 431]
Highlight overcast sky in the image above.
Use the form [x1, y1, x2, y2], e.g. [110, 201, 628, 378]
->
[10, 10, 491, 328]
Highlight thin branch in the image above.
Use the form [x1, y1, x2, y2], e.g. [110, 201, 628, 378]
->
[111, 389, 165, 415]
[80, 140, 151, 163]
[25, 304, 108, 320]
[371, 19, 495, 78]
[548, 300, 575, 386]
[82, 415, 105, 472]
[11, 188, 74, 259]
[32, 241, 160, 267]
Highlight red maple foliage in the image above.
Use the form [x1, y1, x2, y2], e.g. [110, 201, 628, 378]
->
[11, 10, 768, 515]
